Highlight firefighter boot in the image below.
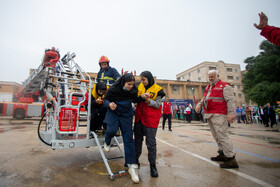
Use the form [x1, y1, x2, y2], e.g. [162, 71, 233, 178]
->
[219, 156, 239, 169]
[211, 150, 226, 161]
[150, 164, 158, 177]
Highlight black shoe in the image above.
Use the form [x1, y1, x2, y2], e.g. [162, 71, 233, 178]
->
[150, 164, 158, 177]
[169, 129, 172, 131]
[219, 156, 239, 169]
[211, 150, 226, 161]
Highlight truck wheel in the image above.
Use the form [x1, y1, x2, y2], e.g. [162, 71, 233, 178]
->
[14, 109, 25, 119]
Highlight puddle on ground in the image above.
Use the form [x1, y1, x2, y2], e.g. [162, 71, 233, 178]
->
[84, 161, 130, 176]
[0, 170, 17, 186]
[240, 160, 280, 168]
[0, 126, 26, 133]
[197, 129, 280, 145]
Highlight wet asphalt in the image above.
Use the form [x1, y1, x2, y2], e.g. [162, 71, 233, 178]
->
[0, 117, 280, 187]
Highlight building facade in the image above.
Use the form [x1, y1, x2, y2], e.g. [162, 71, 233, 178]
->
[176, 60, 246, 107]
[0, 81, 20, 102]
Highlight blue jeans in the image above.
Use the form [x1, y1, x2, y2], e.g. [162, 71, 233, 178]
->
[105, 117, 136, 165]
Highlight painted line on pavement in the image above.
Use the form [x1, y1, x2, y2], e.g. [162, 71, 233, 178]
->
[162, 130, 280, 163]
[178, 128, 280, 150]
[157, 138, 274, 187]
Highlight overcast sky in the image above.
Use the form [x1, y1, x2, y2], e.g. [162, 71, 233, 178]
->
[0, 0, 279, 84]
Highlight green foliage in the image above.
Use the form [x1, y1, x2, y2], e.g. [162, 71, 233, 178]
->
[243, 40, 280, 105]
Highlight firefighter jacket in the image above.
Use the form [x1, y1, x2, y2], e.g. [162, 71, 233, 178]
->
[97, 66, 120, 84]
[203, 80, 230, 115]
[135, 83, 163, 128]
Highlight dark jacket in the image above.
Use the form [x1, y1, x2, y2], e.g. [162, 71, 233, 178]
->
[263, 106, 276, 124]
[97, 66, 120, 84]
[104, 99, 134, 125]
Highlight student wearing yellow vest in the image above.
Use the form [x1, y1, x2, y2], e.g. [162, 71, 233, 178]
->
[85, 82, 109, 132]
[134, 71, 165, 178]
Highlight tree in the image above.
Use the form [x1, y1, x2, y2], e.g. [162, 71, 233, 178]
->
[242, 40, 280, 106]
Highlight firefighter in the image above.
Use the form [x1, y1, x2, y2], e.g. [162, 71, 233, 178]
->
[97, 56, 120, 85]
[43, 47, 60, 68]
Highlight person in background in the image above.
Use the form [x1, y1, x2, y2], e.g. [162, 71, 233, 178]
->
[97, 56, 120, 85]
[241, 106, 247, 124]
[176, 108, 181, 120]
[275, 101, 280, 123]
[185, 105, 192, 123]
[134, 71, 166, 178]
[162, 96, 172, 131]
[235, 107, 241, 123]
[254, 12, 280, 46]
[263, 103, 276, 128]
[195, 70, 238, 169]
[257, 105, 265, 125]
[245, 106, 252, 124]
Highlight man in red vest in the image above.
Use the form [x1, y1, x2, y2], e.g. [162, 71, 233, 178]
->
[195, 70, 238, 168]
[162, 96, 172, 131]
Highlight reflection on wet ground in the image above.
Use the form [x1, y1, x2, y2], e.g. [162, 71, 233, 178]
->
[0, 126, 26, 133]
[195, 128, 280, 145]
[0, 170, 17, 187]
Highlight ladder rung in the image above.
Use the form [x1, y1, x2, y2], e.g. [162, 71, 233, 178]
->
[107, 156, 124, 161]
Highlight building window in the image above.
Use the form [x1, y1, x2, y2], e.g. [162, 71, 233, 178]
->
[209, 66, 216, 70]
[198, 69, 200, 73]
[231, 85, 234, 88]
[171, 85, 180, 94]
[227, 76, 234, 80]
[235, 69, 238, 72]
[187, 86, 195, 95]
[236, 76, 239, 80]
[198, 77, 201, 81]
[233, 93, 236, 96]
[237, 85, 241, 89]
[227, 68, 232, 72]
[238, 93, 242, 97]
[182, 76, 184, 79]
[189, 73, 191, 77]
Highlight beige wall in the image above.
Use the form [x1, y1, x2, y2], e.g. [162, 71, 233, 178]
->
[176, 60, 246, 106]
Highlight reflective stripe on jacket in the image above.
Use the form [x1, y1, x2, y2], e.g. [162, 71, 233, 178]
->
[203, 80, 229, 115]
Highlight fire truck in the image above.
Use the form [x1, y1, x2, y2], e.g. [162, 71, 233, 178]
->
[16, 48, 126, 181]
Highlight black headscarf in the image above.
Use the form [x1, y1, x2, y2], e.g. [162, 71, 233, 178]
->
[104, 73, 138, 101]
[96, 82, 107, 96]
[140, 71, 166, 98]
[140, 71, 154, 90]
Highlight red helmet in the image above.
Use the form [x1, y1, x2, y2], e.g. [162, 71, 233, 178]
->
[99, 56, 110, 64]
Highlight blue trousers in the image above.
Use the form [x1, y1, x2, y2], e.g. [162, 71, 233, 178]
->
[105, 117, 136, 165]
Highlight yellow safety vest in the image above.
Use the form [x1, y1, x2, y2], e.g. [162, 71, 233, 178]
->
[137, 83, 162, 101]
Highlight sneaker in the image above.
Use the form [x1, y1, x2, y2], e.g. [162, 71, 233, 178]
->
[128, 164, 140, 184]
[103, 142, 111, 152]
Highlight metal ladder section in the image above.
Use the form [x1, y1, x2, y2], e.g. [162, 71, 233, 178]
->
[21, 64, 46, 94]
[92, 132, 128, 180]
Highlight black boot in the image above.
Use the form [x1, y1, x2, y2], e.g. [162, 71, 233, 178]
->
[150, 164, 158, 177]
[220, 156, 239, 169]
[211, 150, 226, 161]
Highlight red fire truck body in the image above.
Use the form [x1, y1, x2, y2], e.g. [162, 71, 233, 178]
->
[0, 101, 44, 119]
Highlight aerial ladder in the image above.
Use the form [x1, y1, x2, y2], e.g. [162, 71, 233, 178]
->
[22, 48, 128, 180]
